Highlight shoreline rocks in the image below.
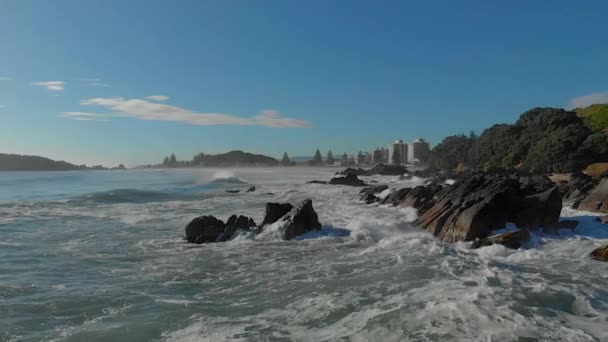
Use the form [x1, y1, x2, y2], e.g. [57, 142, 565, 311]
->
[328, 173, 367, 187]
[184, 199, 322, 243]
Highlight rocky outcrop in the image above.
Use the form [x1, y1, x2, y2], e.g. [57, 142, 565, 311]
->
[329, 173, 367, 187]
[226, 190, 241, 193]
[276, 199, 322, 240]
[380, 173, 562, 243]
[185, 216, 227, 243]
[261, 202, 294, 226]
[307, 180, 328, 185]
[471, 229, 530, 249]
[337, 163, 409, 176]
[562, 172, 598, 208]
[246, 186, 256, 192]
[577, 178, 608, 213]
[185, 199, 322, 243]
[359, 185, 388, 204]
[590, 245, 608, 261]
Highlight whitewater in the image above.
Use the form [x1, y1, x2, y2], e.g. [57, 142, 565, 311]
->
[1, 168, 607, 342]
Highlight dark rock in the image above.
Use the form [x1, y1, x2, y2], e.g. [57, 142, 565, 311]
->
[511, 187, 562, 229]
[563, 171, 598, 208]
[360, 185, 388, 196]
[329, 173, 367, 187]
[336, 168, 367, 176]
[519, 175, 554, 196]
[226, 190, 241, 193]
[556, 220, 579, 230]
[366, 163, 409, 176]
[411, 173, 561, 242]
[307, 180, 328, 184]
[246, 186, 256, 192]
[261, 202, 294, 227]
[577, 178, 608, 213]
[471, 229, 530, 249]
[223, 215, 257, 240]
[595, 216, 608, 224]
[185, 215, 226, 243]
[590, 244, 608, 261]
[281, 199, 322, 240]
[362, 193, 379, 204]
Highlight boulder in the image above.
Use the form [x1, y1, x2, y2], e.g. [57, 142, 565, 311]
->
[360, 185, 388, 197]
[261, 202, 294, 227]
[361, 193, 379, 204]
[246, 186, 256, 192]
[366, 163, 409, 176]
[577, 178, 608, 213]
[563, 171, 598, 207]
[471, 229, 530, 249]
[328, 173, 367, 187]
[185, 215, 226, 243]
[510, 187, 562, 229]
[596, 216, 608, 224]
[224, 215, 257, 240]
[590, 245, 608, 261]
[281, 199, 322, 240]
[410, 173, 561, 242]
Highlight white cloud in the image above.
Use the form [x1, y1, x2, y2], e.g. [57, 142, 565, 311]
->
[145, 95, 170, 101]
[88, 82, 111, 88]
[76, 97, 311, 128]
[568, 91, 608, 109]
[61, 112, 109, 122]
[32, 81, 64, 91]
[0, 77, 11, 81]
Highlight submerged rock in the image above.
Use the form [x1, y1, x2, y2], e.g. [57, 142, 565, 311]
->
[185, 216, 226, 243]
[471, 229, 530, 249]
[246, 186, 256, 192]
[307, 180, 328, 185]
[226, 189, 241, 193]
[329, 173, 367, 187]
[590, 245, 608, 261]
[361, 193, 380, 204]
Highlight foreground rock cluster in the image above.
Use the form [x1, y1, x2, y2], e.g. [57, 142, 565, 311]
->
[185, 199, 321, 243]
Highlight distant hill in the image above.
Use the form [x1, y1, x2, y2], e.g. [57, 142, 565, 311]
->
[0, 153, 83, 171]
[576, 104, 608, 133]
[195, 151, 278, 167]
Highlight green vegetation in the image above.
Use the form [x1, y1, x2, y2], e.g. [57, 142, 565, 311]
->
[0, 153, 125, 171]
[576, 104, 608, 133]
[161, 150, 279, 167]
[429, 107, 608, 173]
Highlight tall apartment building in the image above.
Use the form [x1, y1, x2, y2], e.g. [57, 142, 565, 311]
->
[387, 140, 408, 165]
[408, 138, 430, 164]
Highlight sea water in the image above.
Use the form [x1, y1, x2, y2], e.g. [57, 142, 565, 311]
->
[1, 168, 607, 341]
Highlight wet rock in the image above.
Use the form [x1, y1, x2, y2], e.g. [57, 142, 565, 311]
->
[577, 178, 608, 213]
[281, 199, 322, 240]
[361, 193, 379, 204]
[226, 189, 241, 193]
[471, 229, 530, 249]
[185, 215, 226, 243]
[336, 167, 367, 176]
[328, 173, 367, 187]
[223, 215, 257, 240]
[511, 187, 562, 229]
[563, 171, 598, 208]
[360, 185, 388, 196]
[246, 186, 256, 192]
[590, 244, 608, 262]
[261, 202, 294, 227]
[555, 220, 579, 230]
[365, 163, 409, 176]
[307, 180, 328, 184]
[596, 216, 608, 224]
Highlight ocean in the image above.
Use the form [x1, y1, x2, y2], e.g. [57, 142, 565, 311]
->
[1, 168, 607, 342]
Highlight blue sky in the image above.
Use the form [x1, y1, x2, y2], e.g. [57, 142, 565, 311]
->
[1, 0, 607, 166]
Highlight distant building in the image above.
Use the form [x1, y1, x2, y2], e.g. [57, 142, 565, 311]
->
[408, 138, 430, 164]
[356, 151, 372, 165]
[387, 140, 407, 165]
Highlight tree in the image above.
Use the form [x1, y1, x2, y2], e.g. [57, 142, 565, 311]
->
[281, 152, 295, 166]
[309, 149, 323, 166]
[192, 152, 205, 165]
[391, 148, 402, 165]
[169, 153, 177, 167]
[163, 156, 170, 166]
[326, 151, 334, 165]
[428, 134, 475, 170]
[342, 153, 348, 163]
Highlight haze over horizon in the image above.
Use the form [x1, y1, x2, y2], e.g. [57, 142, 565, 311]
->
[1, 0, 608, 166]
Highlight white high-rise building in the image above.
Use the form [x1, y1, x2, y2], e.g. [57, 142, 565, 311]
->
[408, 138, 430, 164]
